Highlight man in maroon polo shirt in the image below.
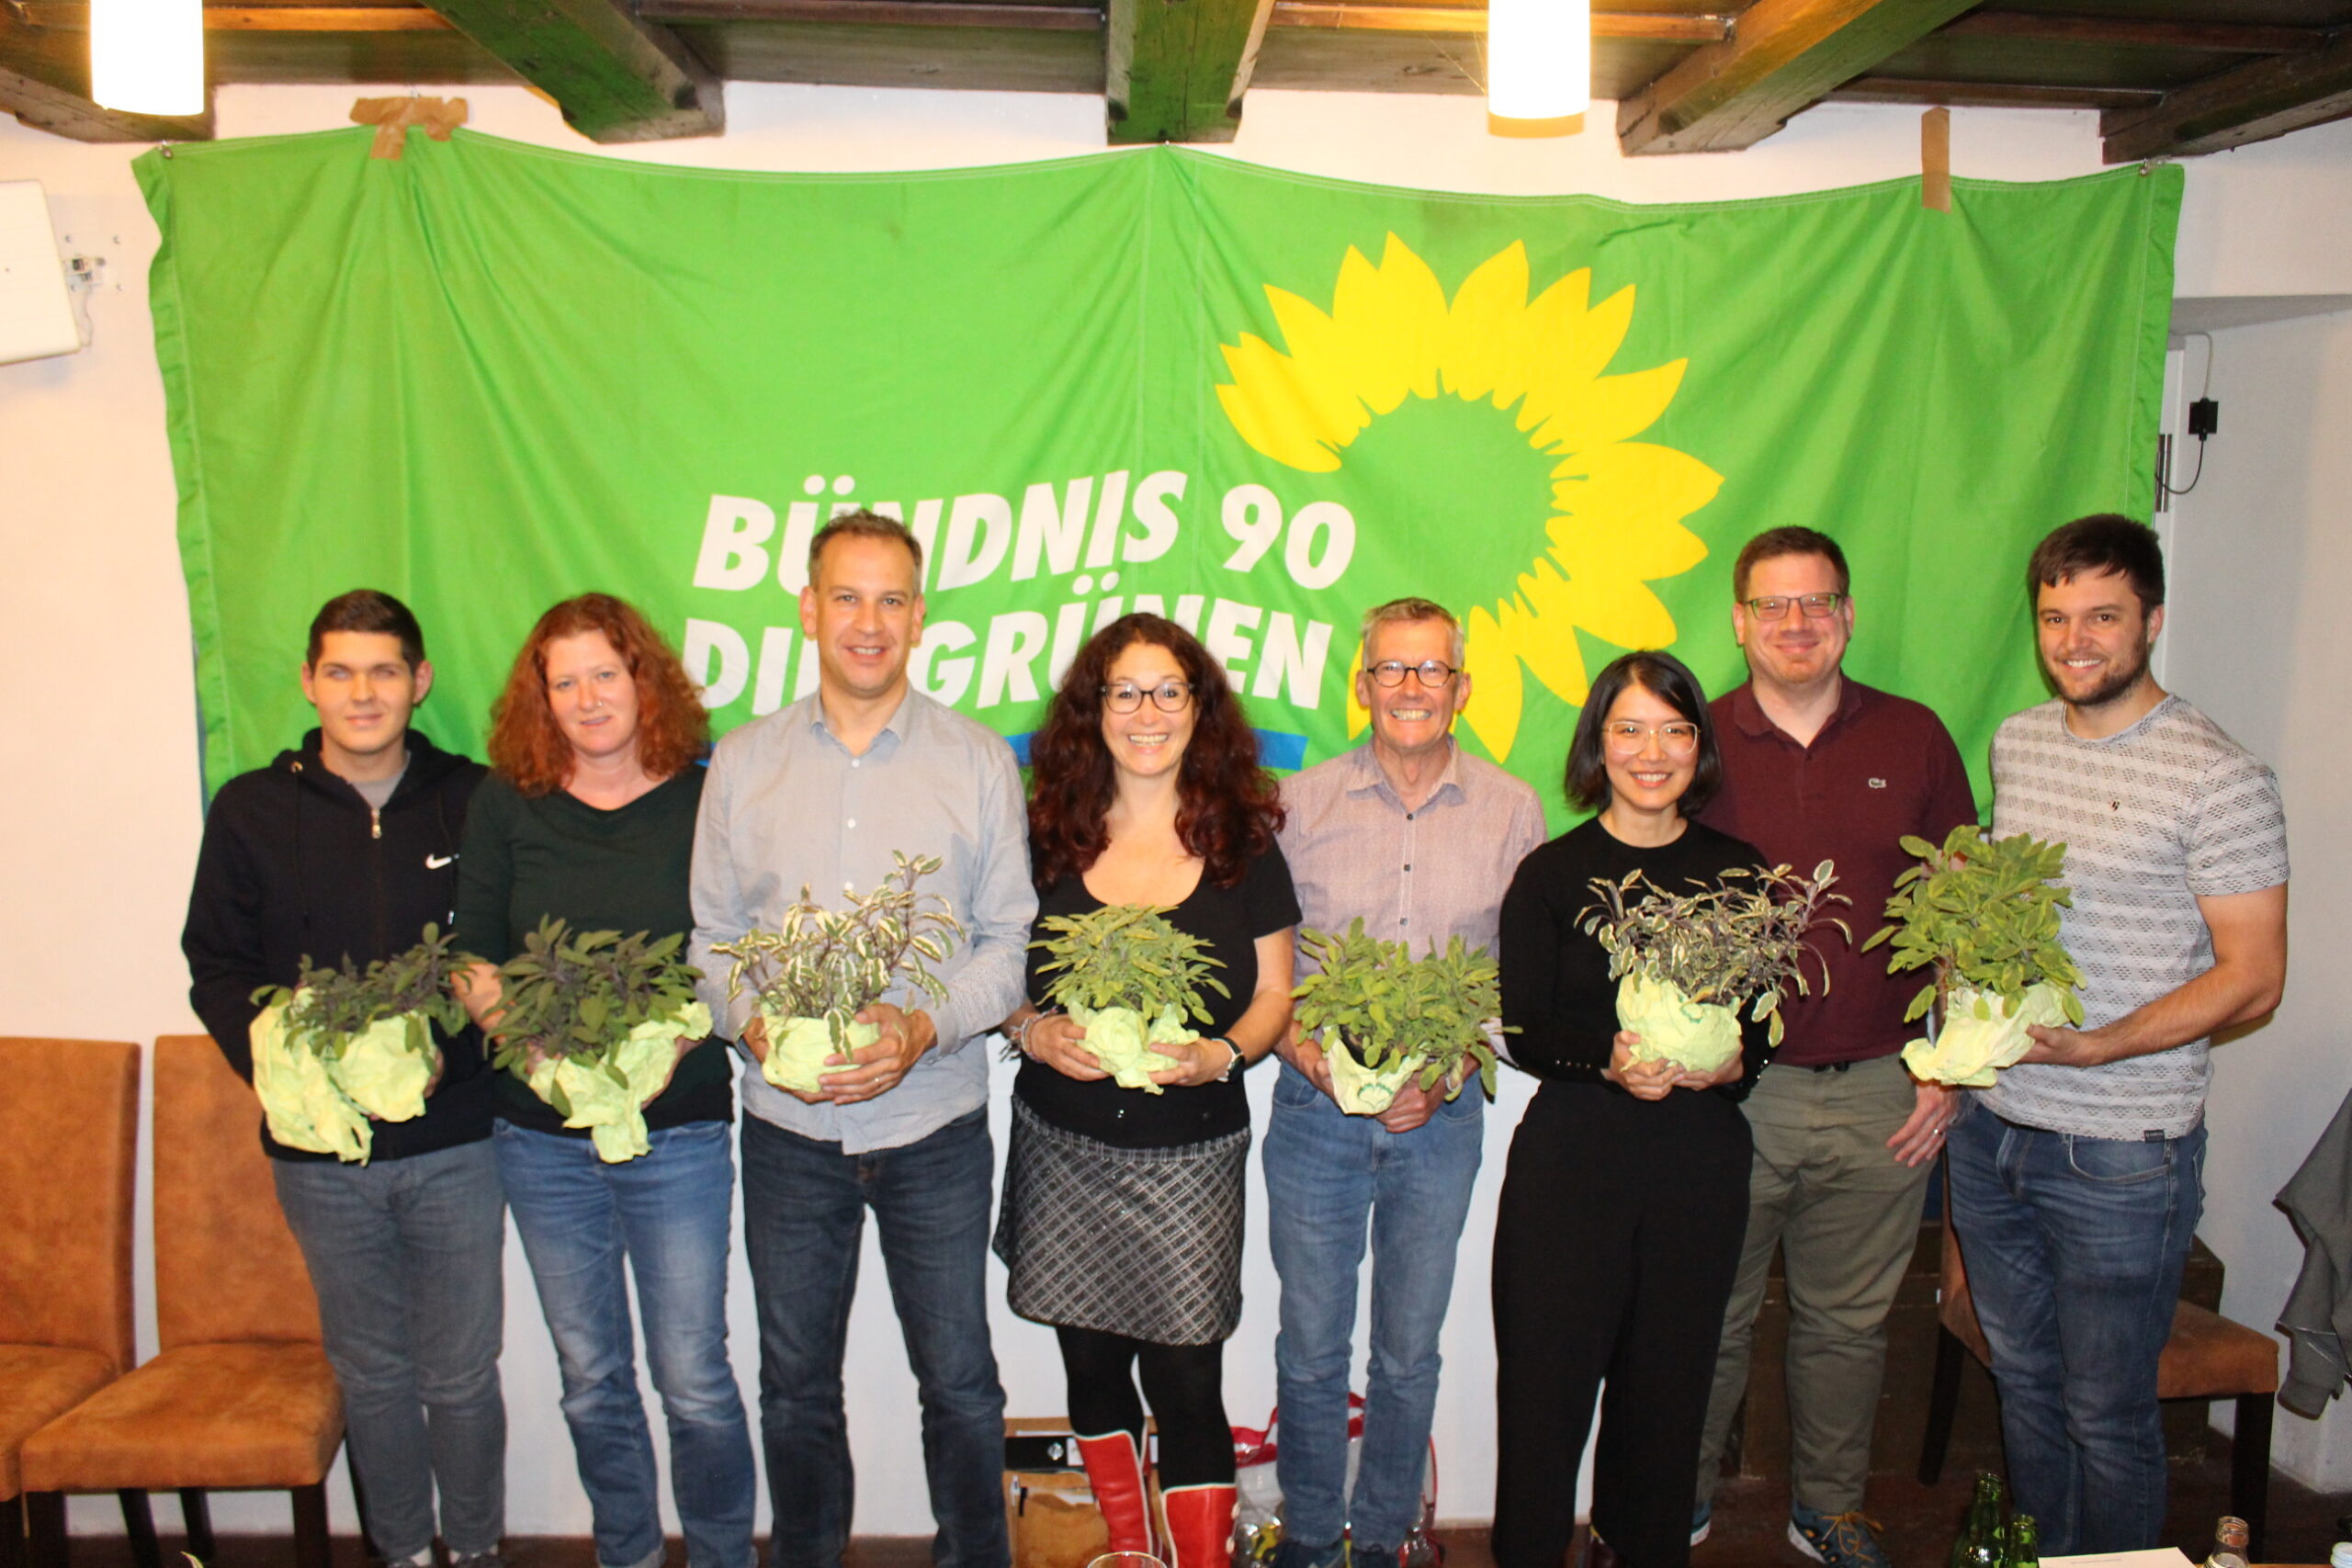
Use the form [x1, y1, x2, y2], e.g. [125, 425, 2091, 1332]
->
[1688, 527, 1978, 1568]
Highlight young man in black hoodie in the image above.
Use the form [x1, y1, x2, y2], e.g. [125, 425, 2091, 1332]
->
[183, 590, 505, 1568]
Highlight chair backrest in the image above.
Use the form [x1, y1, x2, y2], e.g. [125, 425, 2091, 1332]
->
[0, 1038, 140, 1376]
[152, 1035, 322, 1350]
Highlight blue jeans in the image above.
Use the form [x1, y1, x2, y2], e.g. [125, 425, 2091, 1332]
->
[273, 1139, 506, 1561]
[740, 1109, 1007, 1568]
[1945, 1104, 2207, 1556]
[1263, 1063, 1484, 1554]
[496, 1121, 756, 1568]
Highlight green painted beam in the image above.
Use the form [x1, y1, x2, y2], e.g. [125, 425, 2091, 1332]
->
[1105, 0, 1275, 144]
[422, 0, 723, 141]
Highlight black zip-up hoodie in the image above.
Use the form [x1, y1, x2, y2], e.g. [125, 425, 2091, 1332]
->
[182, 728, 497, 1162]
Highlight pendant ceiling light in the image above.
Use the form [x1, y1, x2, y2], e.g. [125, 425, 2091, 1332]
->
[1487, 0, 1590, 138]
[90, 0, 205, 117]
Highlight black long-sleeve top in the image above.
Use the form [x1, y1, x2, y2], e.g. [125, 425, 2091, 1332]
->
[1498, 817, 1774, 1101]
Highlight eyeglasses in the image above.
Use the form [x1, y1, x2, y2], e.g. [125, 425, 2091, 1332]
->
[1602, 720, 1701, 756]
[1741, 592, 1848, 621]
[1102, 681, 1193, 714]
[1366, 660, 1460, 688]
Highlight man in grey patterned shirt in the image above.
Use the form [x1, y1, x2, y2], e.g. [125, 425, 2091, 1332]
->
[1949, 513, 2288, 1556]
[1266, 598, 1546, 1568]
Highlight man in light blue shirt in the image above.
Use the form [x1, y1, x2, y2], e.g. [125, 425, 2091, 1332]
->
[691, 511, 1035, 1568]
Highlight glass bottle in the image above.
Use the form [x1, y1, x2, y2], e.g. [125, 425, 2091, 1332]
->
[2006, 1514, 2039, 1568]
[1950, 1472, 2007, 1568]
[2204, 1515, 2250, 1568]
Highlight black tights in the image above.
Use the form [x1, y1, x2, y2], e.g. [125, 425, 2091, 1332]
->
[1057, 1325, 1234, 1488]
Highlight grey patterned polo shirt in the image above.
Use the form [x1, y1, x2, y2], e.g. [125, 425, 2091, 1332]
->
[1983, 694, 2287, 1139]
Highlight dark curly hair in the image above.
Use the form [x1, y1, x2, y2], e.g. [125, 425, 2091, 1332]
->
[1027, 614, 1284, 891]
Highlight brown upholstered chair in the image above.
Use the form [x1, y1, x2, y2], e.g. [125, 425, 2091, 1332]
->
[23, 1037, 345, 1568]
[0, 1040, 140, 1568]
[1920, 1189, 2280, 1556]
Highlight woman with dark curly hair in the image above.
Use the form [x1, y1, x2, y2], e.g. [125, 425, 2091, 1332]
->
[455, 593, 755, 1568]
[996, 614, 1298, 1568]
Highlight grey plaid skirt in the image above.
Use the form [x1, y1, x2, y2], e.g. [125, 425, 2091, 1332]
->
[993, 1097, 1250, 1346]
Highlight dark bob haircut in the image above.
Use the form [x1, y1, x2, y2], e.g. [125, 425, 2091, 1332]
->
[1027, 613, 1284, 891]
[2027, 513, 2165, 614]
[1564, 649, 1723, 816]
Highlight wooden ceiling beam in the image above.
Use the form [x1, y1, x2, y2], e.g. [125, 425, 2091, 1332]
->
[420, 0, 721, 140]
[1269, 3, 1729, 41]
[1618, 0, 1981, 155]
[1832, 74, 2163, 111]
[634, 0, 1096, 25]
[1104, 0, 1273, 143]
[1940, 13, 2325, 57]
[17, 3, 456, 28]
[0, 15, 213, 138]
[2102, 28, 2352, 163]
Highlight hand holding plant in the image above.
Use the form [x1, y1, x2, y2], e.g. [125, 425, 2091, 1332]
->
[1028, 904, 1228, 1093]
[1290, 919, 1510, 1115]
[492, 919, 711, 1162]
[1863, 825, 2085, 1087]
[249, 923, 473, 1164]
[1580, 862, 1849, 1076]
[713, 852, 961, 1099]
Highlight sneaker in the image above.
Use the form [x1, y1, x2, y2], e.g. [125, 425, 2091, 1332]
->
[1786, 1504, 1893, 1568]
[447, 1552, 507, 1568]
[1690, 1500, 1711, 1547]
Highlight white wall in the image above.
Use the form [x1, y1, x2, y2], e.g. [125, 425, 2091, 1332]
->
[2162, 302, 2352, 1490]
[6, 82, 2352, 1535]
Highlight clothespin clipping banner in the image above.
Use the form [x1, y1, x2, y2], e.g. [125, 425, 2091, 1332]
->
[1921, 107, 1951, 213]
[350, 96, 469, 160]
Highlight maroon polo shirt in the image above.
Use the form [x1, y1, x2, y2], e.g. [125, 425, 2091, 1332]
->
[1694, 678, 1979, 1067]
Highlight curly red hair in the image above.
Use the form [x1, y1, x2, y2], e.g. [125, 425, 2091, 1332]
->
[1027, 614, 1283, 891]
[488, 593, 710, 796]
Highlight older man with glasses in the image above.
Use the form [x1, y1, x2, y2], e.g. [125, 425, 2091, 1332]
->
[1267, 598, 1546, 1568]
[1684, 528, 1980, 1568]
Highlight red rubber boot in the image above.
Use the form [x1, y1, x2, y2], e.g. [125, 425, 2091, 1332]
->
[1075, 1431, 1156, 1556]
[1158, 1483, 1237, 1568]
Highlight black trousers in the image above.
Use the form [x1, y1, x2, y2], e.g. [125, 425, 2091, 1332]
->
[1490, 1080, 1753, 1568]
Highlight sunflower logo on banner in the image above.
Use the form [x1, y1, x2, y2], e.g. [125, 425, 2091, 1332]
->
[1215, 235, 1722, 762]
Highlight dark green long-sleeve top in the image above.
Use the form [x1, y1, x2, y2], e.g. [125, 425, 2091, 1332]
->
[456, 768, 733, 1135]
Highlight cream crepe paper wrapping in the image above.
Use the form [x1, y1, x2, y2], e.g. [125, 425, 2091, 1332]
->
[250, 1002, 435, 1164]
[1613, 971, 1744, 1077]
[757, 1009, 881, 1095]
[1323, 1039, 1427, 1116]
[1901, 982, 2073, 1088]
[526, 1000, 713, 1163]
[1070, 1001, 1191, 1093]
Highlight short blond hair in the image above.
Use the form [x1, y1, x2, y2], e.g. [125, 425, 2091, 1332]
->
[1359, 597, 1464, 669]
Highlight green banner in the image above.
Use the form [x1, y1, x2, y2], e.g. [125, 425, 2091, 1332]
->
[140, 133, 2179, 824]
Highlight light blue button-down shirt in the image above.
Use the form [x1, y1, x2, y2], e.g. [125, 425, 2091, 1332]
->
[690, 687, 1036, 1154]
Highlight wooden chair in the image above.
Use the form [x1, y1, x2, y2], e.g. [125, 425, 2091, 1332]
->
[1920, 1191, 2279, 1556]
[23, 1037, 345, 1568]
[0, 1041, 140, 1568]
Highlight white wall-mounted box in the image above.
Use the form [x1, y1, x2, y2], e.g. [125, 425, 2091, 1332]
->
[0, 180, 82, 366]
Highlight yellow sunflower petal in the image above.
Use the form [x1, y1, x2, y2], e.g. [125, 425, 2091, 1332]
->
[1549, 443, 1724, 567]
[1439, 242, 1533, 408]
[1461, 602, 1532, 761]
[1215, 344, 1346, 472]
[1330, 237, 1447, 416]
[1530, 549, 1679, 651]
[1511, 557, 1607, 702]
[1517, 278, 1632, 434]
[1527, 361, 1689, 453]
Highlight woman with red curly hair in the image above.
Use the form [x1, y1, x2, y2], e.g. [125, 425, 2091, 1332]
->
[454, 593, 755, 1568]
[995, 614, 1297, 1568]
